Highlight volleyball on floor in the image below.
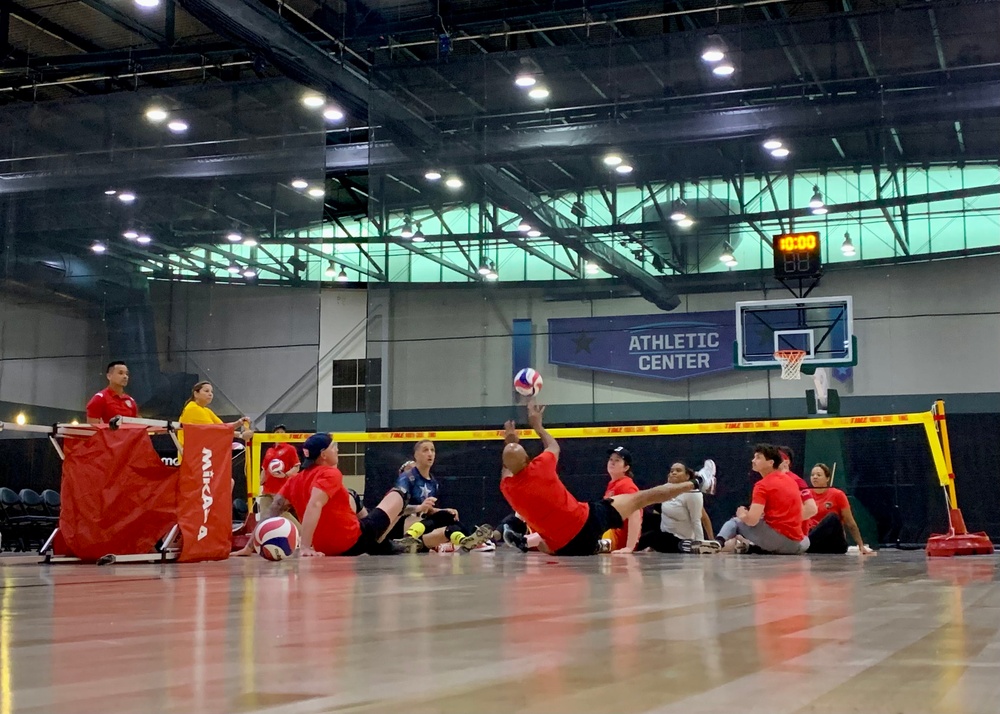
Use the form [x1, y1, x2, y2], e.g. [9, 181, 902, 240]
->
[514, 367, 543, 396]
[267, 458, 285, 476]
[254, 517, 299, 560]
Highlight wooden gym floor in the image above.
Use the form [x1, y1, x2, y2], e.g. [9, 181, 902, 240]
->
[0, 550, 998, 714]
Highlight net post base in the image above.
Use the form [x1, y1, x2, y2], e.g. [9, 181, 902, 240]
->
[927, 509, 994, 556]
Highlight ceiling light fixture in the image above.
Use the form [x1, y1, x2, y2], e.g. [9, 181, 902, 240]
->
[484, 261, 499, 280]
[514, 72, 537, 88]
[91, 241, 107, 254]
[445, 176, 463, 189]
[301, 93, 325, 108]
[242, 266, 257, 278]
[104, 189, 117, 196]
[762, 139, 783, 151]
[527, 86, 550, 100]
[145, 107, 167, 122]
[477, 260, 491, 276]
[117, 192, 136, 203]
[809, 186, 827, 214]
[424, 170, 442, 181]
[712, 61, 736, 77]
[615, 163, 634, 175]
[135, 0, 160, 7]
[166, 119, 188, 133]
[518, 220, 532, 233]
[527, 229, 542, 238]
[243, 237, 258, 248]
[770, 147, 790, 158]
[291, 179, 308, 189]
[677, 217, 695, 228]
[701, 35, 727, 63]
[15, 413, 27, 426]
[400, 217, 414, 239]
[322, 106, 345, 122]
[585, 261, 600, 275]
[336, 268, 349, 283]
[226, 231, 243, 243]
[136, 234, 152, 245]
[325, 260, 336, 278]
[603, 153, 623, 167]
[841, 232, 856, 256]
[123, 230, 139, 240]
[670, 199, 688, 222]
[307, 187, 325, 198]
[719, 242, 735, 264]
[412, 225, 426, 242]
[226, 263, 241, 274]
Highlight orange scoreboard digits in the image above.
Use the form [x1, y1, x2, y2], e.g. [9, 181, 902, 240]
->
[773, 232, 822, 278]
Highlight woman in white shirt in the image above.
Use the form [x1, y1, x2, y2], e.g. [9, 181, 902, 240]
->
[637, 461, 720, 553]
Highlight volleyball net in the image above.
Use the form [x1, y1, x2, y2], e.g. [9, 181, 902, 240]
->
[249, 400, 989, 551]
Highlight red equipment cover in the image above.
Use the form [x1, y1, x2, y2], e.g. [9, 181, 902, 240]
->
[59, 426, 178, 561]
[177, 424, 233, 562]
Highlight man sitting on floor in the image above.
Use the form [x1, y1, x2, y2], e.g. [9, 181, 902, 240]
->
[714, 443, 810, 555]
[499, 401, 716, 556]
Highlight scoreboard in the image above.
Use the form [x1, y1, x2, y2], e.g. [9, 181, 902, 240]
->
[773, 232, 822, 278]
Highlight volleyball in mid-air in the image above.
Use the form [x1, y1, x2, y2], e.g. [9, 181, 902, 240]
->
[513, 368, 543, 396]
[254, 517, 299, 560]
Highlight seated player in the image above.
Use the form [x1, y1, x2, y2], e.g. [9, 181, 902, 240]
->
[806, 463, 874, 555]
[86, 361, 138, 424]
[714, 444, 810, 555]
[499, 401, 716, 556]
[635, 461, 720, 554]
[778, 445, 819, 523]
[258, 425, 300, 517]
[598, 447, 641, 553]
[178, 381, 253, 442]
[394, 440, 492, 553]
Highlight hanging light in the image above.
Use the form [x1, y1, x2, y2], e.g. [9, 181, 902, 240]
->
[484, 261, 499, 280]
[445, 176, 463, 189]
[322, 106, 345, 122]
[301, 93, 325, 108]
[701, 35, 726, 63]
[325, 260, 336, 277]
[527, 86, 550, 100]
[514, 72, 537, 88]
[670, 199, 688, 222]
[291, 179, 308, 189]
[770, 147, 791, 158]
[477, 259, 491, 276]
[719, 242, 735, 264]
[585, 261, 600, 275]
[117, 191, 136, 203]
[242, 266, 257, 278]
[243, 237, 258, 247]
[603, 153, 623, 167]
[123, 230, 139, 240]
[527, 229, 542, 238]
[226, 231, 243, 243]
[762, 139, 783, 151]
[615, 163, 634, 175]
[307, 187, 325, 198]
[676, 217, 695, 228]
[712, 61, 736, 77]
[166, 119, 189, 133]
[336, 267, 349, 283]
[809, 186, 825, 209]
[145, 107, 167, 123]
[15, 413, 27, 426]
[412, 223, 426, 242]
[517, 220, 532, 233]
[841, 232, 856, 256]
[136, 234, 152, 245]
[424, 170, 442, 181]
[105, 189, 118, 196]
[400, 216, 414, 239]
[91, 241, 107, 254]
[226, 262, 241, 274]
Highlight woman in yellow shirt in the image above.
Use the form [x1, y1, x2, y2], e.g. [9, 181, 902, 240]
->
[179, 381, 253, 442]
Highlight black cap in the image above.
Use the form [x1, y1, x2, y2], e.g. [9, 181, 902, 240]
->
[302, 433, 333, 460]
[607, 446, 632, 466]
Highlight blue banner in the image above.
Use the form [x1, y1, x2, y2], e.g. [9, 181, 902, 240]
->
[548, 311, 736, 381]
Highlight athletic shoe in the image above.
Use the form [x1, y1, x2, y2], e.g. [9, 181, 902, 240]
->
[693, 459, 717, 494]
[392, 535, 423, 554]
[457, 524, 493, 552]
[471, 541, 496, 552]
[678, 539, 722, 554]
[732, 535, 751, 554]
[597, 538, 613, 553]
[502, 525, 529, 552]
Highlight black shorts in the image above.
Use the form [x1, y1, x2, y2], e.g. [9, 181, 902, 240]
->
[555, 499, 623, 556]
[343, 507, 395, 556]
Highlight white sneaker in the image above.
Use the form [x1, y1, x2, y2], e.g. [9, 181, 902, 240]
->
[679, 539, 722, 554]
[695, 459, 716, 494]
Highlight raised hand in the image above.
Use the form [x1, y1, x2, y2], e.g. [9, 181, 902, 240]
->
[526, 400, 546, 427]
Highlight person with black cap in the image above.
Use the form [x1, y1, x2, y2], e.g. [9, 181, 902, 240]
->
[599, 446, 642, 553]
[264, 433, 411, 556]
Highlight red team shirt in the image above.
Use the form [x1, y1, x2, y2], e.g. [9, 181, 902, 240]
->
[500, 450, 589, 553]
[262, 443, 301, 495]
[278, 465, 360, 555]
[805, 487, 850, 531]
[604, 476, 639, 549]
[85, 387, 138, 423]
[751, 472, 805, 541]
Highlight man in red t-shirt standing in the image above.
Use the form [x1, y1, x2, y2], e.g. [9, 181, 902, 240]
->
[715, 444, 810, 554]
[499, 401, 716, 556]
[85, 361, 138, 424]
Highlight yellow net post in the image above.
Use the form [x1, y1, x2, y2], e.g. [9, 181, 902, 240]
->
[933, 399, 959, 509]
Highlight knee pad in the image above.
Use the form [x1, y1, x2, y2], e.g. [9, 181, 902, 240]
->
[347, 488, 364, 514]
[387, 486, 408, 503]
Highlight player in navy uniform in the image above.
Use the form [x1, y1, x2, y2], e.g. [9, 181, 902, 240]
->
[393, 439, 492, 552]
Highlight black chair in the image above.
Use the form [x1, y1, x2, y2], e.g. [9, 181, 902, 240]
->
[233, 498, 248, 522]
[19, 489, 58, 550]
[0, 488, 29, 551]
[19, 489, 47, 519]
[41, 490, 61, 518]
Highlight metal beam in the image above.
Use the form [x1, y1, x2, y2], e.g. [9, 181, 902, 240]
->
[293, 243, 387, 281]
[80, 0, 169, 48]
[9, 2, 104, 52]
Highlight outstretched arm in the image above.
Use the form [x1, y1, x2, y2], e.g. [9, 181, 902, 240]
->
[527, 401, 559, 458]
[841, 506, 874, 554]
[504, 420, 520, 445]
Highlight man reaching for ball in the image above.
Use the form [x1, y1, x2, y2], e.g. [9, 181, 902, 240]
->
[499, 402, 716, 556]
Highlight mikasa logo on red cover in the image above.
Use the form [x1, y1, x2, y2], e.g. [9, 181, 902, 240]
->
[198, 447, 214, 541]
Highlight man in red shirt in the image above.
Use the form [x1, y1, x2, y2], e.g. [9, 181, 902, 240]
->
[714, 444, 810, 554]
[499, 402, 715, 556]
[778, 446, 819, 524]
[258, 425, 301, 516]
[85, 361, 138, 424]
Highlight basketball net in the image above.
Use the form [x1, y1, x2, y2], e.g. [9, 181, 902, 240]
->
[774, 350, 807, 380]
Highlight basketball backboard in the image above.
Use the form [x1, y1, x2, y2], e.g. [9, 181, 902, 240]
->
[734, 296, 857, 369]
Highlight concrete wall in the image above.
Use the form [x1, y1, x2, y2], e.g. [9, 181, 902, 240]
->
[383, 254, 1000, 424]
[0, 290, 106, 417]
